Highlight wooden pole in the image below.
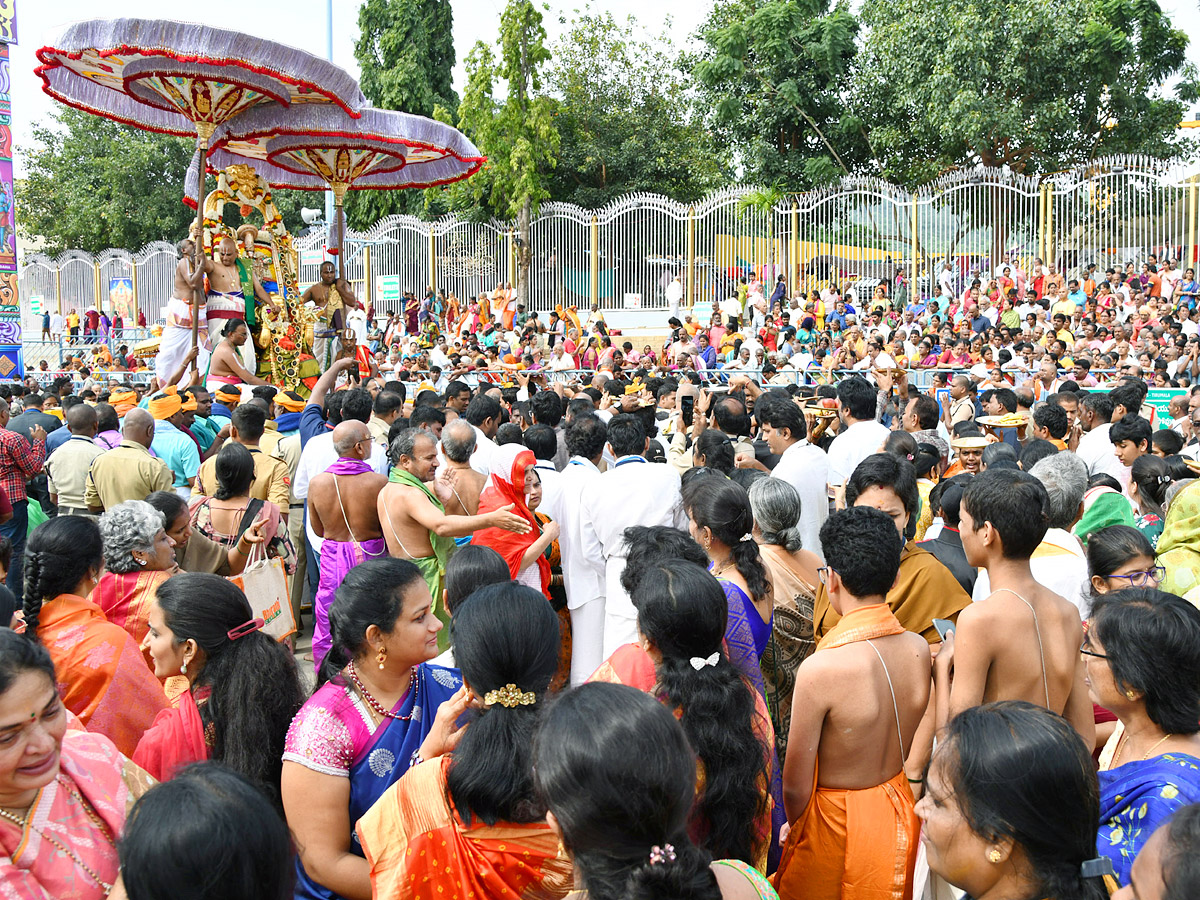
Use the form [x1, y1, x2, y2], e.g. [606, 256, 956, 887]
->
[191, 124, 215, 353]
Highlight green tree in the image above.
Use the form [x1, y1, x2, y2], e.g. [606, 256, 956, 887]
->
[691, 0, 862, 190]
[21, 108, 196, 255]
[853, 0, 1198, 186]
[545, 11, 729, 208]
[349, 0, 458, 227]
[442, 0, 559, 306]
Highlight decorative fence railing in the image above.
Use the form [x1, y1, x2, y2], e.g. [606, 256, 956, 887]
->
[19, 154, 1200, 323]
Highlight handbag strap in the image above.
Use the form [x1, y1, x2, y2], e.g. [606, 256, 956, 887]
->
[234, 498, 265, 545]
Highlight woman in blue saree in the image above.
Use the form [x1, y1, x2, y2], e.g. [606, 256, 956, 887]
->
[1084, 587, 1200, 887]
[281, 559, 467, 900]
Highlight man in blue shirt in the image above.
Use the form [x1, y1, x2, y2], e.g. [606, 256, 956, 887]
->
[1067, 279, 1087, 308]
[147, 390, 201, 499]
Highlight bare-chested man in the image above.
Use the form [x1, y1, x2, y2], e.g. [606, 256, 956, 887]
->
[302, 261, 360, 369]
[776, 506, 931, 898]
[155, 238, 211, 387]
[199, 236, 272, 374]
[378, 428, 527, 632]
[935, 468, 1094, 745]
[306, 420, 390, 669]
[438, 419, 486, 516]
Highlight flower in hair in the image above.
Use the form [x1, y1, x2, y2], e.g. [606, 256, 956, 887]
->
[739, 532, 754, 542]
[483, 683, 536, 708]
[648, 844, 677, 865]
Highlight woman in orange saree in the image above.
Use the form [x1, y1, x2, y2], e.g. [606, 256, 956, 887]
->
[93, 499, 178, 657]
[0, 630, 154, 900]
[24, 517, 168, 757]
[357, 583, 571, 900]
[588, 561, 776, 872]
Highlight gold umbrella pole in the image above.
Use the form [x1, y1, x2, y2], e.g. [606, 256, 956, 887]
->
[332, 180, 349, 284]
[191, 121, 216, 352]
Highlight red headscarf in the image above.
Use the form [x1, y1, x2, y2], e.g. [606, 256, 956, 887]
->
[470, 446, 551, 598]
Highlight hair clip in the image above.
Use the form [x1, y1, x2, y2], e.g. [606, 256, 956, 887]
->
[739, 532, 754, 542]
[648, 844, 677, 865]
[226, 618, 264, 641]
[483, 683, 536, 708]
[1080, 857, 1115, 879]
[689, 652, 720, 670]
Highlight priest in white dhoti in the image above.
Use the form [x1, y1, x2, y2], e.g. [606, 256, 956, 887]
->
[155, 239, 211, 386]
[579, 413, 688, 661]
[197, 236, 271, 375]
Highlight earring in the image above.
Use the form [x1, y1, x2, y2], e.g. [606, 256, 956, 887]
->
[136, 556, 147, 567]
[988, 849, 1002, 864]
[377, 647, 387, 669]
[1126, 690, 1137, 700]
[181, 660, 188, 675]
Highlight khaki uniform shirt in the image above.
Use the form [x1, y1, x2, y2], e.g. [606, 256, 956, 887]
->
[192, 445, 290, 509]
[85, 441, 174, 510]
[46, 436, 104, 511]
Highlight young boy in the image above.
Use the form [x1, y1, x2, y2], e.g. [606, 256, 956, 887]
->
[776, 506, 930, 900]
[935, 468, 1094, 745]
[1110, 413, 1152, 468]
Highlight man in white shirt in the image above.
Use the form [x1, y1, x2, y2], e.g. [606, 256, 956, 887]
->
[1074, 392, 1129, 489]
[665, 275, 684, 320]
[826, 375, 891, 489]
[750, 392, 829, 560]
[461, 393, 502, 476]
[579, 414, 688, 659]
[939, 263, 955, 299]
[294, 389, 390, 555]
[540, 415, 608, 684]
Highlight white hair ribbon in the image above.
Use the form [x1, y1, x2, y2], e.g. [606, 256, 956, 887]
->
[689, 652, 720, 671]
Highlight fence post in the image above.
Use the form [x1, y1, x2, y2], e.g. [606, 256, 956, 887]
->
[589, 215, 599, 308]
[54, 267, 62, 314]
[508, 229, 515, 287]
[686, 206, 696, 308]
[131, 261, 139, 322]
[910, 195, 919, 296]
[1037, 184, 1048, 263]
[1188, 175, 1199, 270]
[1045, 182, 1055, 266]
[363, 244, 372, 314]
[428, 228, 436, 293]
[93, 261, 102, 312]
[790, 203, 798, 298]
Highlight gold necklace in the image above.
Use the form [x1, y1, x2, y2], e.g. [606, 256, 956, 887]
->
[1114, 731, 1174, 767]
[0, 781, 114, 895]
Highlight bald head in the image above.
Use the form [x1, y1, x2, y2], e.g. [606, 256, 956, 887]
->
[66, 403, 98, 436]
[441, 418, 476, 464]
[123, 408, 155, 448]
[332, 420, 371, 459]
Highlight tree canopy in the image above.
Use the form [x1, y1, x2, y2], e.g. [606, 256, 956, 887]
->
[348, 0, 458, 226]
[852, 0, 1199, 185]
[544, 11, 729, 208]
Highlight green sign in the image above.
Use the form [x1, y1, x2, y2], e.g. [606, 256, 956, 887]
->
[376, 274, 402, 305]
[28, 295, 43, 315]
[1145, 387, 1187, 430]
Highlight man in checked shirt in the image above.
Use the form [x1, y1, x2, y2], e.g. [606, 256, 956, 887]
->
[0, 397, 46, 605]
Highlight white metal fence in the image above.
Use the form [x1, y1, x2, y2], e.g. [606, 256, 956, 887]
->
[20, 154, 1200, 322]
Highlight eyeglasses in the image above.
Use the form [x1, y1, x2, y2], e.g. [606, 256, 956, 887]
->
[816, 566, 837, 585]
[1107, 566, 1165, 587]
[1079, 638, 1108, 660]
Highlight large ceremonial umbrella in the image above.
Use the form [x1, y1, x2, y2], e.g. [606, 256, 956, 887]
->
[36, 18, 367, 345]
[202, 104, 486, 280]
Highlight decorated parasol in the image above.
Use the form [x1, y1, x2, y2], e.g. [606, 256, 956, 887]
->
[200, 104, 486, 281]
[36, 18, 367, 347]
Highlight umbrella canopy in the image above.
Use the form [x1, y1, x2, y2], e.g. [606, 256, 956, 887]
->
[35, 18, 365, 139]
[206, 104, 485, 193]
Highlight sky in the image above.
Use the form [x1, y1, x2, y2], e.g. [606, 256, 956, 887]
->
[9, 0, 711, 174]
[9, 0, 1200, 174]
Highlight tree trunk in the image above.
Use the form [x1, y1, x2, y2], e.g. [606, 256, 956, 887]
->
[517, 198, 532, 308]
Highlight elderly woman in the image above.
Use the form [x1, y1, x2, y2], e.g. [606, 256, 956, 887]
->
[916, 702, 1112, 900]
[92, 500, 178, 652]
[0, 629, 155, 898]
[748, 477, 820, 764]
[1083, 588, 1200, 886]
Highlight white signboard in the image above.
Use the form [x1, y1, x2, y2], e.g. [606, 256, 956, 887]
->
[300, 249, 326, 268]
[377, 274, 402, 305]
[623, 293, 642, 309]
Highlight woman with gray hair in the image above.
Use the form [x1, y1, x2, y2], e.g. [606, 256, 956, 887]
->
[747, 476, 821, 764]
[93, 499, 178, 651]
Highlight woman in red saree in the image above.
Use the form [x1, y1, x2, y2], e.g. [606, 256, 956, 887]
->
[470, 445, 554, 599]
[24, 516, 168, 757]
[0, 630, 155, 899]
[589, 560, 777, 872]
[93, 499, 178, 658]
[134, 574, 305, 801]
[358, 583, 571, 899]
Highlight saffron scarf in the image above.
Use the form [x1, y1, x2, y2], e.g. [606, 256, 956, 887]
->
[132, 687, 209, 782]
[470, 446, 550, 598]
[90, 569, 172, 665]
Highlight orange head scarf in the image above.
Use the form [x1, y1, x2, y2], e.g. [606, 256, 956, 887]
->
[148, 387, 182, 420]
[275, 391, 306, 413]
[109, 389, 137, 417]
[470, 445, 550, 598]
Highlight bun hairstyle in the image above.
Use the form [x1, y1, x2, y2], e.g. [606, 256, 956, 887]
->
[634, 562, 768, 865]
[155, 575, 305, 806]
[532, 683, 721, 900]
[222, 317, 247, 338]
[747, 476, 804, 552]
[446, 583, 558, 825]
[23, 516, 105, 641]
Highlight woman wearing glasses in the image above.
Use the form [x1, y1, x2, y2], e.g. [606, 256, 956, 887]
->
[1087, 525, 1163, 598]
[1081, 587, 1200, 886]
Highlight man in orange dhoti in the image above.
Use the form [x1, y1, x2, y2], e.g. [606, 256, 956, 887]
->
[356, 756, 572, 900]
[775, 507, 931, 900]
